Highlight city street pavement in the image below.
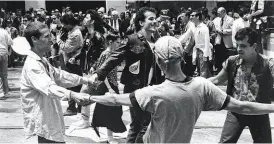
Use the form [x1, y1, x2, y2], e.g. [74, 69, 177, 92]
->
[0, 67, 274, 143]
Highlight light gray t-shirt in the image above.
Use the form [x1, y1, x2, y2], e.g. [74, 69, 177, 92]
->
[134, 77, 228, 143]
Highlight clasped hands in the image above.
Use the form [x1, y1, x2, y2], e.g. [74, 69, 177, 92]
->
[62, 73, 100, 106]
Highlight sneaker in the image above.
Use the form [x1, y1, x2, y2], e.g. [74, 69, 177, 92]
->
[63, 110, 77, 116]
[70, 118, 90, 129]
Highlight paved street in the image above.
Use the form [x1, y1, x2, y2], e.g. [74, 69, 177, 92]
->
[0, 67, 274, 143]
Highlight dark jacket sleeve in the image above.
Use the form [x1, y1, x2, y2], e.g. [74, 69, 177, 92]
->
[96, 37, 130, 81]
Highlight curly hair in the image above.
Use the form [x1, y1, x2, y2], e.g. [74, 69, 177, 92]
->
[85, 9, 105, 34]
[60, 13, 77, 26]
[134, 7, 157, 32]
[235, 27, 258, 46]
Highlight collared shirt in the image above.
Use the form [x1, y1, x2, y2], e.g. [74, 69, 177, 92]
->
[232, 17, 250, 48]
[223, 55, 274, 102]
[251, 0, 264, 12]
[0, 28, 12, 55]
[21, 50, 88, 142]
[213, 17, 221, 45]
[193, 22, 212, 64]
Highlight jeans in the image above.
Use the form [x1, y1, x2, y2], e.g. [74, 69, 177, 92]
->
[182, 54, 196, 77]
[124, 84, 151, 143]
[220, 112, 272, 143]
[0, 54, 9, 96]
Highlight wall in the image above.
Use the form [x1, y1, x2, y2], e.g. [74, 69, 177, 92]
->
[25, 0, 46, 11]
[106, 0, 126, 14]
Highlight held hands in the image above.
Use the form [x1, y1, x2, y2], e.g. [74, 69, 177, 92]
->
[216, 29, 223, 35]
[89, 73, 99, 85]
[70, 92, 91, 106]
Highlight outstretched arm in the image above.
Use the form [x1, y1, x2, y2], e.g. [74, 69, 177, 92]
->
[89, 93, 132, 107]
[225, 97, 274, 115]
[208, 68, 228, 85]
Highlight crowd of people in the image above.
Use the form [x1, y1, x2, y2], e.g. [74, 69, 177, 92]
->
[1, 0, 274, 143]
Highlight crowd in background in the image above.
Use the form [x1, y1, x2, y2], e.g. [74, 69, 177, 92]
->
[0, 1, 273, 143]
[0, 3, 263, 73]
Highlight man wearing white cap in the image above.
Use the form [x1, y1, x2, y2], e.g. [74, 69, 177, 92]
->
[87, 36, 274, 143]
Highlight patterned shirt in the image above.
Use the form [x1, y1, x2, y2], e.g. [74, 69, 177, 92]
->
[223, 57, 274, 102]
[95, 49, 118, 88]
[233, 60, 259, 101]
[21, 50, 88, 142]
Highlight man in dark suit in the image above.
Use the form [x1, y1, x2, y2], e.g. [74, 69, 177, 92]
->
[90, 7, 164, 143]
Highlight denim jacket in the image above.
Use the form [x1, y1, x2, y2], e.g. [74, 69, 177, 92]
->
[226, 54, 274, 104]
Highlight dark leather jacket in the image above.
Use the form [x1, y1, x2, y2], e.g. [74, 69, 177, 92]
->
[96, 32, 164, 88]
[226, 54, 274, 104]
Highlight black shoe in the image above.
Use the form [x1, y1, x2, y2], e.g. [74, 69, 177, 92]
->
[0, 96, 7, 100]
[63, 110, 77, 116]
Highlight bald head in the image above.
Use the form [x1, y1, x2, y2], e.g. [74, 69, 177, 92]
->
[217, 7, 226, 18]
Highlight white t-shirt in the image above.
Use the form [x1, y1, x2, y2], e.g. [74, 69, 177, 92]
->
[133, 77, 228, 143]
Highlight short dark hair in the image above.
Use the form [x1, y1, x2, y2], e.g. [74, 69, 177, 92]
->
[106, 33, 119, 42]
[134, 7, 157, 32]
[24, 21, 48, 47]
[212, 7, 218, 16]
[235, 27, 258, 46]
[60, 13, 77, 26]
[193, 10, 202, 21]
[201, 7, 208, 17]
[181, 10, 192, 18]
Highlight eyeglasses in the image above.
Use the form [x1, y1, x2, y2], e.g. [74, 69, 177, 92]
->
[190, 14, 196, 17]
[23, 20, 27, 22]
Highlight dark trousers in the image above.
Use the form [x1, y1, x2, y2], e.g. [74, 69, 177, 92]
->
[214, 42, 229, 73]
[65, 62, 83, 113]
[182, 54, 196, 76]
[38, 136, 65, 143]
[220, 112, 272, 143]
[124, 84, 151, 143]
